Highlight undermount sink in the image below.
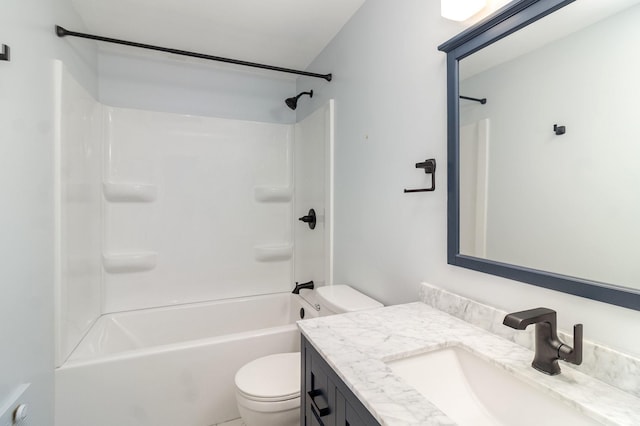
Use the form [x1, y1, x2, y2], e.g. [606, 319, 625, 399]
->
[386, 345, 602, 426]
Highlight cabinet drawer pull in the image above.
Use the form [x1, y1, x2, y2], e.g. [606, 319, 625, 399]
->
[308, 389, 330, 417]
[310, 404, 325, 426]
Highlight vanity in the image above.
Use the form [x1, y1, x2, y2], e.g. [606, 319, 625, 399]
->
[302, 337, 380, 426]
[298, 284, 640, 425]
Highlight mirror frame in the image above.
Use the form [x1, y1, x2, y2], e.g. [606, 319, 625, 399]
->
[438, 0, 640, 311]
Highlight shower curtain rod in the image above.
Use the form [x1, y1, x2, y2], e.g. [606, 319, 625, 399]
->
[459, 95, 486, 104]
[55, 26, 333, 82]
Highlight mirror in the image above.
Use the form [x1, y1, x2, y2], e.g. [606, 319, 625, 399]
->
[439, 0, 640, 311]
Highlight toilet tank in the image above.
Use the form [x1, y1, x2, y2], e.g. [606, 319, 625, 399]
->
[306, 285, 383, 316]
[293, 292, 321, 320]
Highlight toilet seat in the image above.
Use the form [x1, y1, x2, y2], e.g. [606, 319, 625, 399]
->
[236, 389, 298, 403]
[235, 352, 300, 402]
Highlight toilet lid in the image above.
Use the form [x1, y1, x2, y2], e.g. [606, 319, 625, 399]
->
[316, 285, 383, 313]
[235, 352, 300, 401]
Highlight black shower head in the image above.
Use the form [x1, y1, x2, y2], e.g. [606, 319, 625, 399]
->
[285, 90, 313, 110]
[285, 97, 298, 110]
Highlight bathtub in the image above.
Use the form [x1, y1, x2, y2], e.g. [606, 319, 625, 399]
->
[55, 292, 317, 426]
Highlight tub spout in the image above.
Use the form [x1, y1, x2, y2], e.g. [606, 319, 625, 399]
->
[292, 281, 314, 294]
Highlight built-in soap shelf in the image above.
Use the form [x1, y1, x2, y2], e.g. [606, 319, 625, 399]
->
[103, 182, 157, 202]
[103, 251, 158, 273]
[254, 244, 293, 262]
[254, 185, 292, 202]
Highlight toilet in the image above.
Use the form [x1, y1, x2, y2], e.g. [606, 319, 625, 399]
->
[234, 285, 383, 426]
[234, 352, 301, 426]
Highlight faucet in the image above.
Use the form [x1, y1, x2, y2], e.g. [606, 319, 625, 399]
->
[292, 280, 314, 294]
[503, 307, 582, 375]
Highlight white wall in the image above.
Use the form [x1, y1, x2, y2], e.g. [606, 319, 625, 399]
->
[295, 0, 640, 357]
[1, 0, 97, 423]
[99, 49, 298, 124]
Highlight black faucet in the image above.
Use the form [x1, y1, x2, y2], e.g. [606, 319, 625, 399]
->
[503, 308, 582, 375]
[292, 280, 314, 294]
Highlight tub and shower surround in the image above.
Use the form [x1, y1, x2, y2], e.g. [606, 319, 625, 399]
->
[55, 64, 334, 426]
[56, 80, 298, 425]
[54, 62, 103, 366]
[97, 100, 333, 314]
[102, 107, 296, 313]
[56, 64, 298, 364]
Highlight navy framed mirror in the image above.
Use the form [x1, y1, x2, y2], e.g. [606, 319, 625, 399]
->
[439, 0, 640, 311]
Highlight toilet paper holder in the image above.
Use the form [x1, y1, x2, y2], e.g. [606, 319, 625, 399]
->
[404, 158, 436, 193]
[0, 44, 10, 61]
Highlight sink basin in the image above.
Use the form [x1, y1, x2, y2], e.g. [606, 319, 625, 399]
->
[386, 346, 601, 426]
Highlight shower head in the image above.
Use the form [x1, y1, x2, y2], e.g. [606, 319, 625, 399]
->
[285, 96, 298, 110]
[285, 90, 313, 110]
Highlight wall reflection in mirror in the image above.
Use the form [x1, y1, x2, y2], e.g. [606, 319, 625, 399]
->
[458, 0, 640, 291]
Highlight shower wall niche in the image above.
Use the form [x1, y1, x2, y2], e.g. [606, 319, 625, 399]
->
[55, 62, 333, 366]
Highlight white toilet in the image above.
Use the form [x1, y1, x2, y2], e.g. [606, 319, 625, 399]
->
[234, 285, 383, 426]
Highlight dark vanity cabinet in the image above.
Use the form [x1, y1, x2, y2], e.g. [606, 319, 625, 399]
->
[301, 336, 381, 426]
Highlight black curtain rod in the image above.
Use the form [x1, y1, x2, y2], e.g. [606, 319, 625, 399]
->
[460, 95, 486, 104]
[55, 25, 332, 82]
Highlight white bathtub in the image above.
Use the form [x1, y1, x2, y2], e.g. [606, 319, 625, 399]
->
[55, 292, 317, 426]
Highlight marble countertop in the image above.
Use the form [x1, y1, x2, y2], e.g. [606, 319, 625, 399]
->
[297, 302, 640, 426]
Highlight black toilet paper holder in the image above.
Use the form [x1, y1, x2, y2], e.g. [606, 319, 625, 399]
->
[404, 158, 436, 193]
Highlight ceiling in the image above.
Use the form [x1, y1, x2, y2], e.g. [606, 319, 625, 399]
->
[71, 0, 366, 72]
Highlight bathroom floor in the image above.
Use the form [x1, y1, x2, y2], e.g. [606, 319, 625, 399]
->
[215, 419, 245, 426]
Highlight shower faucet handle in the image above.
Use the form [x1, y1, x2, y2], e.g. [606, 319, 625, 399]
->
[298, 209, 317, 230]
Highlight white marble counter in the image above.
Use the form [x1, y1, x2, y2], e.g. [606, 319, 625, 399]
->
[297, 302, 640, 426]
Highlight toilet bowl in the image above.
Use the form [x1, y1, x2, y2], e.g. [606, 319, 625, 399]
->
[234, 285, 382, 426]
[235, 352, 300, 426]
